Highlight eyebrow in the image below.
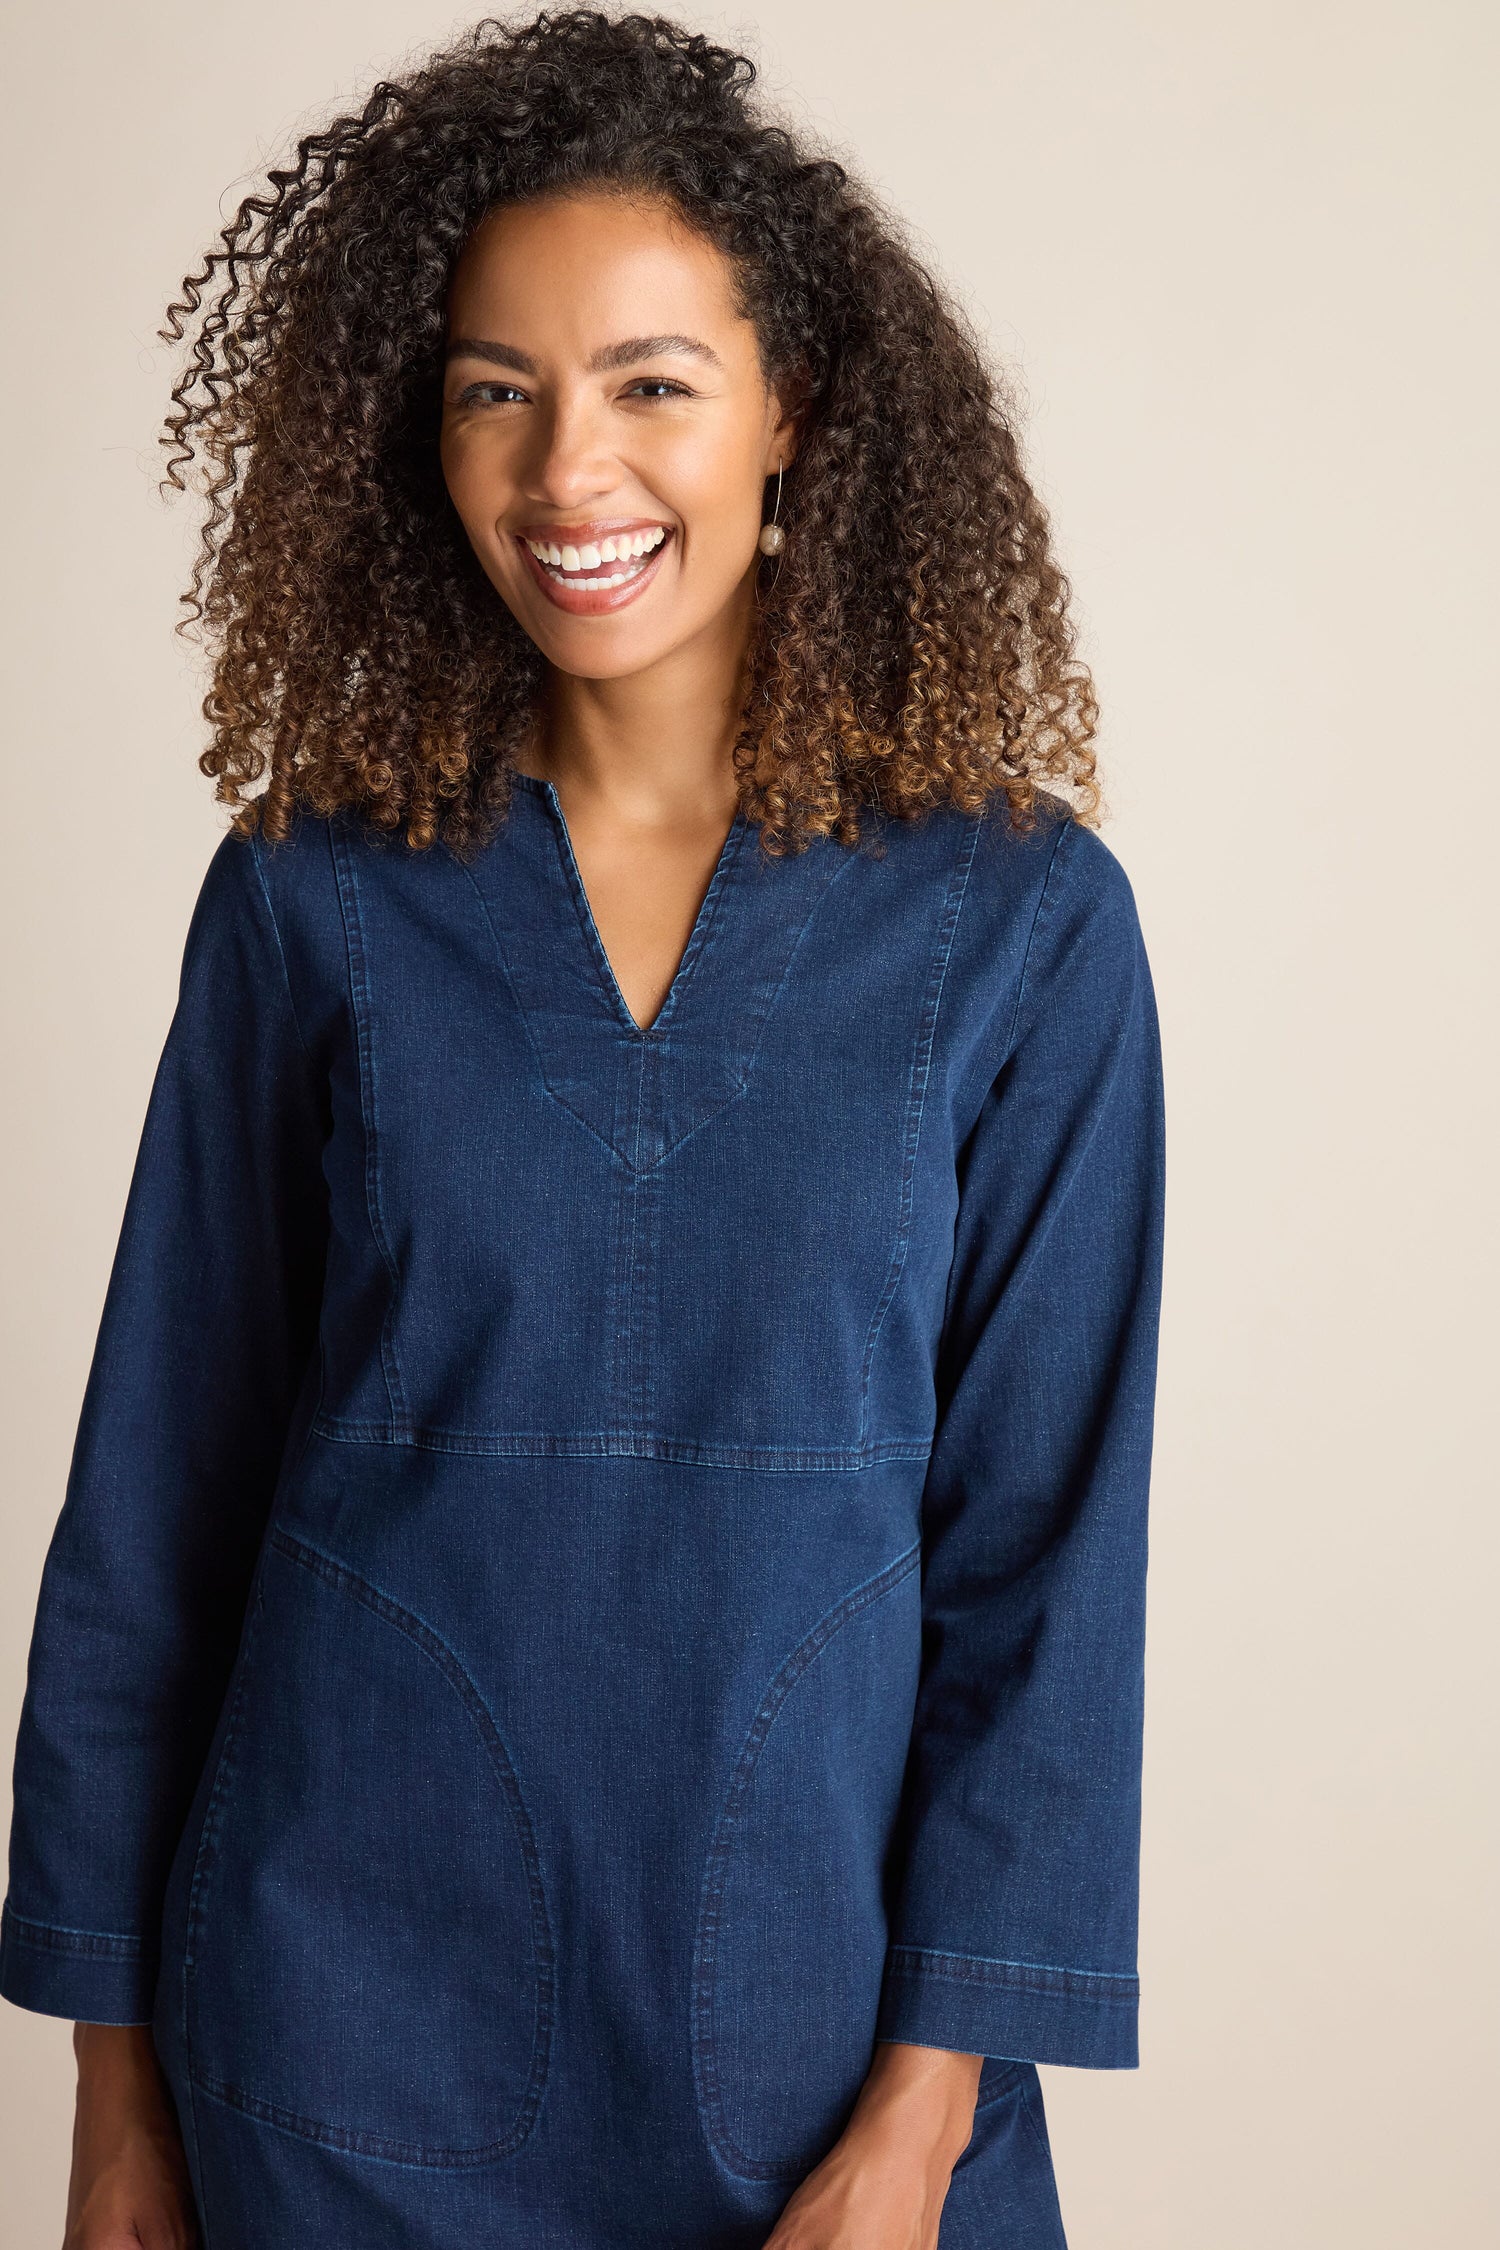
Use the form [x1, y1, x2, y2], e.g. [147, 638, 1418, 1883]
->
[445, 333, 724, 375]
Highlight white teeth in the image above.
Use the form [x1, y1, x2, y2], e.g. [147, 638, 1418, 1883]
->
[524, 527, 668, 562]
[522, 527, 671, 585]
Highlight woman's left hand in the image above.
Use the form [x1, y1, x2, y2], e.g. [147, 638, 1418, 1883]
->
[761, 2041, 984, 2249]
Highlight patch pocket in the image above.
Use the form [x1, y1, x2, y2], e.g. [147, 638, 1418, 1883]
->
[692, 1544, 923, 2181]
[185, 1528, 552, 2167]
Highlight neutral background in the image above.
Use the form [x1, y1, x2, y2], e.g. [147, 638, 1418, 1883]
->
[2, 2, 1495, 2243]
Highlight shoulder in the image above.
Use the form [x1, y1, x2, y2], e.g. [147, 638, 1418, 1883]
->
[923, 790, 1153, 1096]
[1001, 806, 1154, 1074]
[184, 814, 348, 1045]
[948, 788, 1144, 960]
[969, 790, 1147, 965]
[216, 809, 346, 952]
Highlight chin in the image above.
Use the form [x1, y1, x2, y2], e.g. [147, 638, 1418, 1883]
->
[507, 598, 689, 679]
[542, 636, 674, 682]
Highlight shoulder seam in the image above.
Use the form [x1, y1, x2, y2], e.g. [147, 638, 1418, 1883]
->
[244, 828, 316, 1068]
[1000, 813, 1071, 1069]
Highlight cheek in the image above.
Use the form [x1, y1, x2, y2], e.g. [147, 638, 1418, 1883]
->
[667, 440, 764, 568]
[440, 434, 510, 537]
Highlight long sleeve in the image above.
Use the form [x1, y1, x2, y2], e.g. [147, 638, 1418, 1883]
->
[874, 815, 1167, 2071]
[0, 829, 330, 2025]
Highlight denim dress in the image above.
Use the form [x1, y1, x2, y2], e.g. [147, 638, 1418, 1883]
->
[1, 775, 1165, 2249]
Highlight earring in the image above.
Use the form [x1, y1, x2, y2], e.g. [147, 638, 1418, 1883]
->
[758, 459, 786, 556]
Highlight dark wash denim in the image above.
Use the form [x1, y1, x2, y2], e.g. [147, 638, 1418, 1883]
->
[1, 776, 1165, 2247]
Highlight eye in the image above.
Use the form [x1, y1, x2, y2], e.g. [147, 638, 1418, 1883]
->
[624, 378, 693, 401]
[454, 382, 527, 408]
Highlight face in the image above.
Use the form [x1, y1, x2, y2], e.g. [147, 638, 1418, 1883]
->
[440, 190, 797, 680]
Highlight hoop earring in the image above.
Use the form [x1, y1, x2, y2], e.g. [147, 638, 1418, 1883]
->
[757, 460, 786, 556]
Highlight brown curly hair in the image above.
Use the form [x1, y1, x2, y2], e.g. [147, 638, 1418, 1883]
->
[158, 6, 1103, 860]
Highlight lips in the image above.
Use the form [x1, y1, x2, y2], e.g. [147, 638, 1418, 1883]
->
[513, 524, 675, 618]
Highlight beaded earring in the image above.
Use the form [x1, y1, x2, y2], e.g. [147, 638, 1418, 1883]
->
[757, 459, 786, 556]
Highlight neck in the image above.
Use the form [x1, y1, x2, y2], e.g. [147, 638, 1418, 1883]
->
[519, 577, 755, 826]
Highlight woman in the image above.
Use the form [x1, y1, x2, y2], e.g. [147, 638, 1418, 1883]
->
[0, 13, 1166, 2248]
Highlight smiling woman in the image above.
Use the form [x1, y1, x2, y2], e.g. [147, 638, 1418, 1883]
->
[0, 12, 1166, 2250]
[439, 196, 795, 648]
[138, 10, 1100, 862]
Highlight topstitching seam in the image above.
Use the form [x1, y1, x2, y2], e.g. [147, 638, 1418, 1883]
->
[1, 1911, 148, 1958]
[245, 829, 316, 1069]
[856, 814, 983, 1446]
[328, 823, 407, 1424]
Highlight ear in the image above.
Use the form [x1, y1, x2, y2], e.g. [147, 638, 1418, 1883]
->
[764, 365, 810, 472]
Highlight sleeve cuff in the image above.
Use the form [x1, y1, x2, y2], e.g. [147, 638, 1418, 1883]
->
[874, 1943, 1139, 2069]
[0, 1902, 158, 2025]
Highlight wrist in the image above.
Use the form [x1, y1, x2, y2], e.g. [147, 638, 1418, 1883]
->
[852, 2039, 984, 2169]
[73, 2023, 167, 2105]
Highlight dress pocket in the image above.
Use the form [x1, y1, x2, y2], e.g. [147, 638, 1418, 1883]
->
[691, 1544, 923, 2181]
[184, 1528, 552, 2166]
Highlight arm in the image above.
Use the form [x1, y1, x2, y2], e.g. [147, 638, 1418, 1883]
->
[763, 814, 1166, 2248]
[875, 811, 1167, 2072]
[66, 2024, 200, 2248]
[763, 2041, 983, 2250]
[0, 826, 331, 2027]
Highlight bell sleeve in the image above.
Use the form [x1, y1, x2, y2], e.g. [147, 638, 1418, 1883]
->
[874, 814, 1167, 2071]
[0, 827, 330, 2025]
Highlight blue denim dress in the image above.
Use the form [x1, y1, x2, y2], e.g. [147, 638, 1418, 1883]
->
[1, 776, 1165, 2248]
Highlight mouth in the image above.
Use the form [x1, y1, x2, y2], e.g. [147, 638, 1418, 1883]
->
[513, 522, 675, 617]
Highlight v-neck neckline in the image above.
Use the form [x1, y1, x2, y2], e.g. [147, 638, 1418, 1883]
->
[509, 770, 750, 1041]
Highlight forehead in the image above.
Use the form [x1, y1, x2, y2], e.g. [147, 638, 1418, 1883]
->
[446, 191, 753, 359]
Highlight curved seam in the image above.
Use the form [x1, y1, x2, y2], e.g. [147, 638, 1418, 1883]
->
[857, 815, 983, 1448]
[328, 825, 407, 1421]
[181, 1548, 279, 2131]
[182, 1567, 273, 1981]
[264, 1527, 554, 2153]
[185, 1528, 552, 2164]
[188, 2068, 532, 2172]
[691, 1541, 923, 2182]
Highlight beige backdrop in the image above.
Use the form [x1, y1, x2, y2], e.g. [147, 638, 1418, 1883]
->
[2, 3, 1495, 2243]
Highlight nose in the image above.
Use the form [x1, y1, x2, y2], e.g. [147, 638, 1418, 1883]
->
[519, 392, 619, 511]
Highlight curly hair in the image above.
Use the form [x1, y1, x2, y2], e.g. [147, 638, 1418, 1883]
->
[158, 6, 1103, 859]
